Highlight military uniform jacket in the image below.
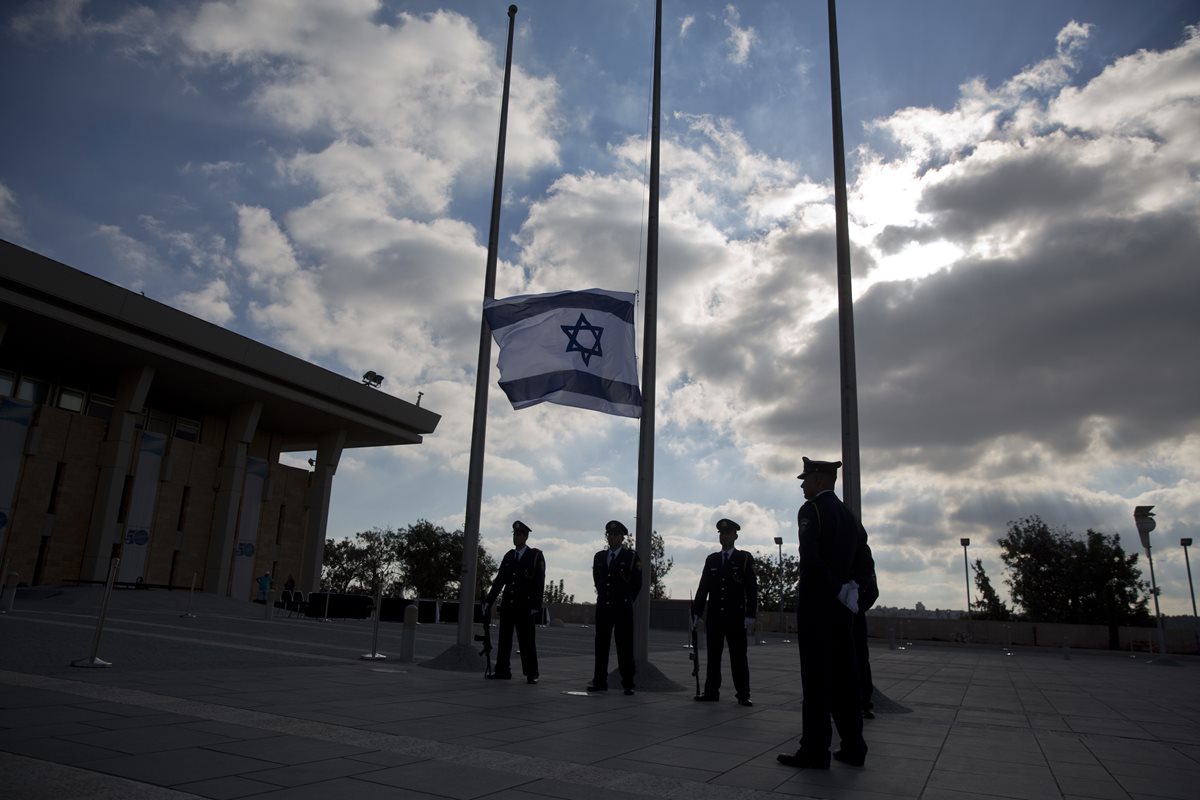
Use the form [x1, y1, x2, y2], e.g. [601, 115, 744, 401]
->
[797, 491, 865, 603]
[593, 548, 643, 608]
[486, 547, 546, 613]
[691, 549, 758, 622]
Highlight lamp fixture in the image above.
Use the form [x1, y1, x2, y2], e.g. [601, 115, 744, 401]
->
[361, 371, 384, 388]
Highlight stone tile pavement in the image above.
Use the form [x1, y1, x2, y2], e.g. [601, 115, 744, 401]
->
[1, 588, 1198, 799]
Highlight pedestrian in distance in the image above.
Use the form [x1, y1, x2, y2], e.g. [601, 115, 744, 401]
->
[691, 518, 758, 707]
[588, 520, 643, 695]
[777, 457, 869, 770]
[483, 520, 546, 684]
[256, 572, 271, 604]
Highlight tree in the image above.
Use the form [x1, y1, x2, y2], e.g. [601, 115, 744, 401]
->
[394, 519, 496, 599]
[752, 551, 801, 613]
[544, 578, 574, 605]
[650, 530, 673, 599]
[970, 558, 1010, 621]
[998, 515, 1149, 627]
[321, 528, 400, 593]
[322, 537, 365, 593]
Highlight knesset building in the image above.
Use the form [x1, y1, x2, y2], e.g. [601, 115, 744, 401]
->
[0, 239, 439, 599]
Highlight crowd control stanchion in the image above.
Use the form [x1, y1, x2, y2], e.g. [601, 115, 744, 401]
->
[0, 569, 17, 614]
[73, 557, 119, 668]
[180, 571, 197, 619]
[361, 584, 386, 661]
[321, 589, 333, 622]
[398, 603, 417, 662]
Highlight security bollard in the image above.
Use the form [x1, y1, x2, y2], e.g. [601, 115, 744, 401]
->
[1, 570, 17, 614]
[180, 571, 197, 619]
[398, 603, 418, 662]
[361, 584, 386, 660]
[73, 558, 119, 668]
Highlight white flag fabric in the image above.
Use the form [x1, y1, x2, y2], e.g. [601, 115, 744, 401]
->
[483, 288, 642, 418]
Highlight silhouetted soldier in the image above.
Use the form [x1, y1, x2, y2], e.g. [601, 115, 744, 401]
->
[778, 458, 868, 770]
[853, 540, 879, 718]
[692, 518, 758, 706]
[483, 520, 546, 684]
[588, 520, 643, 695]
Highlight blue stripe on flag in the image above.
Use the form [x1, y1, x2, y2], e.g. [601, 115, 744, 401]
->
[486, 290, 635, 329]
[499, 370, 642, 408]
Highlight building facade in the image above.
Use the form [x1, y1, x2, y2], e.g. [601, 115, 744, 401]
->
[0, 239, 439, 600]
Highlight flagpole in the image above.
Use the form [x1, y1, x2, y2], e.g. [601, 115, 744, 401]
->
[633, 0, 661, 670]
[435, 4, 517, 668]
[827, 0, 862, 520]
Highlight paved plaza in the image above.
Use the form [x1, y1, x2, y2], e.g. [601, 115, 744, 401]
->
[1, 587, 1197, 800]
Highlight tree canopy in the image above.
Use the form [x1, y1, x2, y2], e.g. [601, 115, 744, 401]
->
[650, 530, 674, 599]
[321, 520, 496, 599]
[997, 515, 1149, 626]
[751, 550, 800, 613]
[970, 558, 1011, 621]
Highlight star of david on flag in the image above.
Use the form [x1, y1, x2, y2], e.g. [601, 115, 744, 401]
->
[483, 289, 642, 418]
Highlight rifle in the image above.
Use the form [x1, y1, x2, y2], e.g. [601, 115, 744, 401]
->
[688, 592, 700, 696]
[474, 582, 493, 677]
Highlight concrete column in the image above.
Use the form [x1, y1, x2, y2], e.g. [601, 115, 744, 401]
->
[300, 429, 345, 593]
[204, 402, 261, 595]
[80, 366, 154, 582]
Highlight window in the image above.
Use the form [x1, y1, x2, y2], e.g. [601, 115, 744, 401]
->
[86, 394, 114, 422]
[0, 370, 14, 397]
[174, 417, 201, 442]
[57, 388, 85, 413]
[15, 377, 49, 405]
[147, 410, 172, 435]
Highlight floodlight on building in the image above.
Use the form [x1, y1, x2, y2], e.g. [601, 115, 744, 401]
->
[361, 371, 384, 388]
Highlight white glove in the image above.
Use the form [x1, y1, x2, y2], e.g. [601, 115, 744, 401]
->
[744, 617, 755, 630]
[690, 615, 699, 630]
[837, 581, 860, 614]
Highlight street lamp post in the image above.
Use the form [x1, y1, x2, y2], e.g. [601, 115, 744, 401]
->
[1183, 537, 1197, 652]
[960, 538, 972, 641]
[774, 536, 784, 632]
[1134, 506, 1168, 656]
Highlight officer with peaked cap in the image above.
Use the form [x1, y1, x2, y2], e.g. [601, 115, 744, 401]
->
[691, 518, 758, 706]
[778, 458, 869, 770]
[588, 520, 643, 694]
[483, 520, 546, 684]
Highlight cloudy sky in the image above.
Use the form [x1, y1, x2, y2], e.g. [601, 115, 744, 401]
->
[3, 0, 1199, 614]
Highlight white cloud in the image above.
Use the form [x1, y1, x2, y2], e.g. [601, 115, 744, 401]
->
[0, 182, 25, 240]
[722, 4, 757, 66]
[172, 278, 234, 325]
[679, 15, 695, 39]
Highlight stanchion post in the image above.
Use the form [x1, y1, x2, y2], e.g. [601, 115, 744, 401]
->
[398, 603, 417, 662]
[1, 569, 17, 614]
[180, 571, 197, 619]
[73, 557, 119, 668]
[321, 588, 332, 622]
[361, 583, 386, 661]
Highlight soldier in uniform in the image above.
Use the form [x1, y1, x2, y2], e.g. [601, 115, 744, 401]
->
[778, 458, 869, 770]
[483, 520, 546, 684]
[588, 520, 643, 695]
[691, 518, 758, 706]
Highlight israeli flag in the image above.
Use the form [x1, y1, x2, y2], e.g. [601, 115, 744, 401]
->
[483, 288, 642, 418]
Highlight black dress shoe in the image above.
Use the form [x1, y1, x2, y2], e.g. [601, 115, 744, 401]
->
[526, 676, 538, 684]
[693, 694, 719, 702]
[484, 673, 512, 680]
[623, 688, 635, 696]
[776, 752, 830, 769]
[737, 698, 753, 707]
[585, 684, 607, 692]
[833, 749, 867, 767]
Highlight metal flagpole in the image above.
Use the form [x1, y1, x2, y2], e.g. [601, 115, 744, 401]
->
[633, 0, 662, 670]
[826, 0, 862, 520]
[436, 4, 518, 668]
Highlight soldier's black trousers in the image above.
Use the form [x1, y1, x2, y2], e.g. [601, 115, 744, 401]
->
[797, 602, 866, 757]
[704, 620, 750, 699]
[495, 607, 538, 679]
[593, 604, 635, 689]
